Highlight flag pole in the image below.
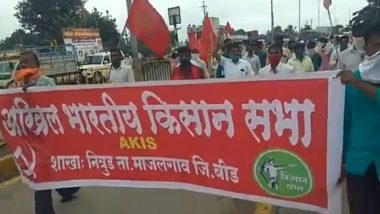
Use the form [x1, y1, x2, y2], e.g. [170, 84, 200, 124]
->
[126, 0, 139, 59]
[318, 0, 321, 27]
[327, 8, 333, 36]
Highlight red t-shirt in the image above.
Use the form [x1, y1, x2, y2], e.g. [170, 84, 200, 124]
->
[171, 64, 204, 80]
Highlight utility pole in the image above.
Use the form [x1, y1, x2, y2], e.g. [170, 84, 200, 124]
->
[298, 0, 301, 32]
[271, 0, 274, 41]
[318, 0, 321, 27]
[201, 1, 208, 18]
[349, 8, 352, 23]
[126, 0, 138, 59]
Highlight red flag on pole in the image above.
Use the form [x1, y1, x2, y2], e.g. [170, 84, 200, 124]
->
[224, 22, 234, 37]
[188, 32, 198, 50]
[126, 0, 171, 58]
[199, 42, 208, 63]
[199, 16, 217, 62]
[323, 0, 332, 10]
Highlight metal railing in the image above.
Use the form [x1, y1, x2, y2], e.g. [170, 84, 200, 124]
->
[139, 60, 172, 82]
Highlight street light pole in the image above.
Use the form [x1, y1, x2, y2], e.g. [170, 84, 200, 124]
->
[318, 0, 321, 27]
[271, 0, 274, 41]
[126, 0, 138, 59]
[298, 0, 301, 32]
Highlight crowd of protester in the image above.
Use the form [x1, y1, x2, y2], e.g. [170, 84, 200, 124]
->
[8, 1, 380, 214]
[169, 33, 367, 81]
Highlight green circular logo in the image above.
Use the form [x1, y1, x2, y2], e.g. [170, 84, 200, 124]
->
[253, 149, 313, 198]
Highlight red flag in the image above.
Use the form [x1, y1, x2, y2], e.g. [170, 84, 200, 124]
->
[323, 0, 332, 10]
[188, 32, 198, 50]
[225, 22, 234, 36]
[199, 42, 208, 63]
[199, 17, 217, 63]
[126, 0, 171, 58]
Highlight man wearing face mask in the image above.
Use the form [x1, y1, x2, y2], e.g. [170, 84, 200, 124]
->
[316, 38, 331, 71]
[252, 40, 267, 68]
[330, 35, 350, 69]
[191, 49, 210, 78]
[274, 35, 292, 63]
[337, 1, 380, 213]
[215, 38, 232, 78]
[259, 44, 294, 76]
[13, 51, 81, 214]
[171, 46, 204, 80]
[287, 43, 314, 73]
[337, 37, 365, 71]
[215, 42, 254, 79]
[243, 42, 261, 75]
[306, 41, 322, 71]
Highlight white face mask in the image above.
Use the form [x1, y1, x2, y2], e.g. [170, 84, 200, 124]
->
[353, 37, 365, 51]
[191, 53, 199, 60]
[307, 49, 316, 56]
[359, 50, 380, 84]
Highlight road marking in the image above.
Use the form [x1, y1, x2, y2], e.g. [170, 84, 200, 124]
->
[0, 176, 21, 189]
[253, 203, 272, 214]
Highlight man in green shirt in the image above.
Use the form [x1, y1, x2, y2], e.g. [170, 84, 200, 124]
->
[338, 1, 380, 213]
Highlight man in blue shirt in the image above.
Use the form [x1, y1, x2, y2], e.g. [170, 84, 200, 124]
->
[338, 2, 380, 213]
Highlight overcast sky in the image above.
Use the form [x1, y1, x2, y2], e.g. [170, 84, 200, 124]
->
[0, 0, 368, 41]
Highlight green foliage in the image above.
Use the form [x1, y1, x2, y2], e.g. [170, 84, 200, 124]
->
[0, 29, 42, 50]
[83, 9, 120, 48]
[284, 25, 296, 35]
[273, 26, 283, 35]
[11, 0, 120, 49]
[301, 24, 312, 32]
[234, 29, 246, 35]
[15, 0, 84, 42]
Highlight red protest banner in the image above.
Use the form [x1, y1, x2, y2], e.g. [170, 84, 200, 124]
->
[0, 74, 344, 214]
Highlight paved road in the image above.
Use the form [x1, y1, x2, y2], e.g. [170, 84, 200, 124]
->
[0, 182, 349, 214]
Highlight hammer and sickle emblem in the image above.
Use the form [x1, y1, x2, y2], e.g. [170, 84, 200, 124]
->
[13, 140, 37, 179]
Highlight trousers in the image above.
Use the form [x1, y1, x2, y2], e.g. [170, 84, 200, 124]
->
[34, 187, 80, 214]
[346, 163, 380, 214]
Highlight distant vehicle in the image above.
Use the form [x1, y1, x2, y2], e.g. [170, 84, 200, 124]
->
[0, 60, 17, 89]
[79, 51, 125, 83]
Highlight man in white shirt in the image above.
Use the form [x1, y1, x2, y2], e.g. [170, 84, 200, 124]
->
[191, 49, 210, 78]
[125, 52, 133, 66]
[337, 37, 365, 71]
[217, 42, 254, 79]
[259, 44, 294, 76]
[243, 43, 261, 75]
[329, 35, 350, 69]
[109, 49, 135, 83]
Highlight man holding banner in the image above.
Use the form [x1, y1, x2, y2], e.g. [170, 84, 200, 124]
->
[14, 51, 80, 214]
[338, 1, 380, 213]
